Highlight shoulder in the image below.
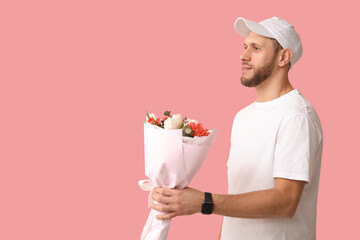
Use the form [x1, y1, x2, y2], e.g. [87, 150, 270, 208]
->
[281, 90, 320, 122]
[279, 90, 323, 144]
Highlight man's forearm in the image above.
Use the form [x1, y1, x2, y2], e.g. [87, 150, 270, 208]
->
[213, 188, 298, 219]
[151, 178, 304, 220]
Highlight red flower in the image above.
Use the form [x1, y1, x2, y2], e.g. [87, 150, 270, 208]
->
[147, 117, 161, 127]
[189, 122, 210, 137]
[147, 118, 154, 124]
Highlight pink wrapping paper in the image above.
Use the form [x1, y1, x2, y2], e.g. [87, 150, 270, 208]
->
[138, 122, 218, 240]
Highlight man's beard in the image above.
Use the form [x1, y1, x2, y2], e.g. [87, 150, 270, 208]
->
[241, 57, 276, 87]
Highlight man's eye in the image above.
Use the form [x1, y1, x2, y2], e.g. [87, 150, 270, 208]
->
[254, 47, 260, 50]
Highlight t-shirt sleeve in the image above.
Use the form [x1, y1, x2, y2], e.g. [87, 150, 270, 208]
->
[273, 115, 310, 183]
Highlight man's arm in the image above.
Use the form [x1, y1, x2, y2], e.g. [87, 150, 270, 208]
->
[150, 178, 305, 220]
[213, 178, 305, 218]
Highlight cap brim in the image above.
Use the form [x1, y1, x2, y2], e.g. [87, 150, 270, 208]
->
[234, 17, 274, 38]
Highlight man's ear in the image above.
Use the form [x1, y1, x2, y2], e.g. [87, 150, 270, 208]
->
[278, 49, 293, 68]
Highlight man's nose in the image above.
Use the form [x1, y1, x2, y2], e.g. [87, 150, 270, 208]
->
[240, 49, 250, 61]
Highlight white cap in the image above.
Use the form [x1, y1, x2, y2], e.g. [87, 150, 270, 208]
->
[234, 16, 303, 69]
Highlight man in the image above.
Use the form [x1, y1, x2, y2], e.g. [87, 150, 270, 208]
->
[150, 16, 323, 239]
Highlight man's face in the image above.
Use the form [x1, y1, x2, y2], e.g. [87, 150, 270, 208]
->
[240, 32, 278, 87]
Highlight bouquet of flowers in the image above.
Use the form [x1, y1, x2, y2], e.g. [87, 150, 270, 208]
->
[138, 111, 218, 240]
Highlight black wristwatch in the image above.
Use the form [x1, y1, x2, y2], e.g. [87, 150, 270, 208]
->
[201, 192, 214, 215]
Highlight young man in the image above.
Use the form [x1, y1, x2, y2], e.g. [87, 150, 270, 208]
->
[150, 17, 323, 240]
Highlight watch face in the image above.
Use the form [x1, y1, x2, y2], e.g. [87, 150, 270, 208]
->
[201, 202, 214, 215]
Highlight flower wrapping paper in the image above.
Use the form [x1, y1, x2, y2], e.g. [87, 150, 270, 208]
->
[138, 122, 218, 240]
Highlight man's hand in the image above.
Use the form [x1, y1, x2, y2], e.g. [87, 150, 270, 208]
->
[150, 187, 203, 220]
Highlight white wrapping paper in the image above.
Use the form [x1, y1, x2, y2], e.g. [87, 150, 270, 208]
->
[138, 122, 218, 240]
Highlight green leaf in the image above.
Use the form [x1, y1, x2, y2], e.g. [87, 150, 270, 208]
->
[182, 125, 194, 137]
[146, 110, 151, 120]
[152, 116, 157, 125]
[164, 110, 171, 117]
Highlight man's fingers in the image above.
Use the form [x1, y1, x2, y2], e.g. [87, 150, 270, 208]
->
[154, 187, 173, 196]
[151, 187, 183, 220]
[150, 202, 171, 212]
[152, 192, 172, 204]
[156, 212, 177, 220]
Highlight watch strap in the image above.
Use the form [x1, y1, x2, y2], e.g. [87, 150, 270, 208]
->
[201, 192, 214, 215]
[204, 192, 213, 203]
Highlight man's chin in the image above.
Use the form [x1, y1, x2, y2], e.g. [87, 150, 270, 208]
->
[241, 77, 255, 87]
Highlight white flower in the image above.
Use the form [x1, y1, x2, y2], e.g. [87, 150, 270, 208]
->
[164, 114, 183, 130]
[184, 118, 198, 126]
[146, 113, 158, 121]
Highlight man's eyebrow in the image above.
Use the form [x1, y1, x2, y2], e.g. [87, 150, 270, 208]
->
[244, 42, 262, 47]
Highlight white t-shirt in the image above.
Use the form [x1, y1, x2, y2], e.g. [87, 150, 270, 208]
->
[221, 89, 323, 240]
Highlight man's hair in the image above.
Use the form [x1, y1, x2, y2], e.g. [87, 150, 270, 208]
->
[270, 38, 283, 53]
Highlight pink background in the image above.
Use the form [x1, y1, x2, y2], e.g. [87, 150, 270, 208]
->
[1, 0, 359, 239]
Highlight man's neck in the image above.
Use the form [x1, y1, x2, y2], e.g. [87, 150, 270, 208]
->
[255, 71, 294, 103]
